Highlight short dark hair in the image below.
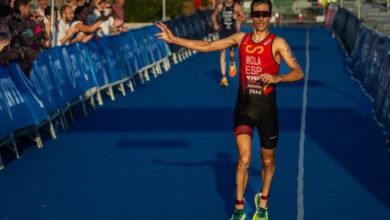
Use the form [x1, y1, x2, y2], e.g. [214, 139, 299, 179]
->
[0, 4, 13, 18]
[251, 0, 272, 14]
[60, 5, 72, 15]
[13, 0, 31, 10]
[44, 6, 58, 17]
[73, 5, 85, 18]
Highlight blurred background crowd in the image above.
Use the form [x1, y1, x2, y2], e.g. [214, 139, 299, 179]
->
[0, 0, 127, 74]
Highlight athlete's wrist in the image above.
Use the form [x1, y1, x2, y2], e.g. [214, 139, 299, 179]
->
[276, 76, 283, 83]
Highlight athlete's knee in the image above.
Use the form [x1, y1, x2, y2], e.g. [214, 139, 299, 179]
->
[262, 157, 275, 171]
[238, 156, 251, 170]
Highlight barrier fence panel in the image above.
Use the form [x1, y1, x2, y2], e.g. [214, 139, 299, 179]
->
[85, 40, 112, 87]
[0, 66, 36, 133]
[0, 10, 214, 169]
[332, 6, 390, 143]
[7, 63, 48, 125]
[96, 37, 128, 81]
[71, 43, 101, 91]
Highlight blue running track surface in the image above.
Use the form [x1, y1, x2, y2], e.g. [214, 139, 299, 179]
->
[1, 26, 390, 220]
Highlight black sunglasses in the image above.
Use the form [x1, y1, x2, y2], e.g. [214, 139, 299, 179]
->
[251, 11, 271, 18]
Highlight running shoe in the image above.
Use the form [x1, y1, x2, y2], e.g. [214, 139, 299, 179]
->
[220, 76, 229, 87]
[229, 62, 237, 77]
[230, 209, 246, 220]
[252, 193, 268, 220]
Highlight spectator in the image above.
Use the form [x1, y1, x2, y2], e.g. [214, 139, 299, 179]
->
[57, 4, 76, 46]
[14, 0, 46, 74]
[66, 0, 77, 10]
[111, 0, 124, 21]
[77, 0, 85, 6]
[92, 0, 115, 36]
[208, 0, 216, 9]
[111, 0, 127, 32]
[14, 0, 31, 19]
[35, 0, 48, 19]
[0, 22, 13, 65]
[44, 5, 58, 47]
[8, 0, 15, 7]
[194, 0, 206, 11]
[70, 5, 105, 43]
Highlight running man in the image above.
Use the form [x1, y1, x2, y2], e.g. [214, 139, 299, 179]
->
[211, 0, 246, 87]
[156, 0, 303, 219]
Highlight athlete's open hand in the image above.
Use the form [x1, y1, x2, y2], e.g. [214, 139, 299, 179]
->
[155, 22, 175, 43]
[259, 74, 282, 84]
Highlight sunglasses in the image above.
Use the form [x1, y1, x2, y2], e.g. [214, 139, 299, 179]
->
[251, 11, 272, 18]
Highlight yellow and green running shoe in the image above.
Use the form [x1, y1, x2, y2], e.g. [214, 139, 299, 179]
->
[230, 209, 246, 220]
[220, 76, 229, 87]
[252, 193, 269, 220]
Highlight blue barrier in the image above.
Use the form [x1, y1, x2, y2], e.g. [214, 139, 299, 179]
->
[351, 27, 373, 82]
[363, 35, 389, 97]
[333, 7, 390, 141]
[0, 11, 212, 168]
[0, 66, 35, 134]
[374, 51, 390, 126]
[348, 25, 370, 74]
[165, 19, 182, 53]
[85, 40, 112, 86]
[70, 43, 100, 91]
[0, 92, 14, 140]
[117, 31, 141, 74]
[43, 47, 83, 105]
[7, 63, 48, 124]
[128, 29, 152, 69]
[332, 8, 361, 54]
[343, 12, 360, 53]
[95, 37, 126, 83]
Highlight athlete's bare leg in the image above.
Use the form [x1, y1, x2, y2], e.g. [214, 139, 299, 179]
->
[259, 147, 276, 208]
[235, 134, 252, 209]
[220, 49, 227, 77]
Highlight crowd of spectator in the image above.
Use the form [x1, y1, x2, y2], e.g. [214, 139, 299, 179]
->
[0, 0, 127, 76]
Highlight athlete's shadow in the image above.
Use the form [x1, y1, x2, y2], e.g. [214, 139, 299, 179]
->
[202, 69, 223, 85]
[154, 152, 259, 215]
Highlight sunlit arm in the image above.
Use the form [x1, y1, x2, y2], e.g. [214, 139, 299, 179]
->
[155, 22, 243, 53]
[276, 37, 304, 82]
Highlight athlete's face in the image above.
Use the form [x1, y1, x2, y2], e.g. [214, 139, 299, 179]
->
[251, 3, 271, 32]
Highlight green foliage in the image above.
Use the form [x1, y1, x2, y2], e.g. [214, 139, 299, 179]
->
[124, 0, 184, 22]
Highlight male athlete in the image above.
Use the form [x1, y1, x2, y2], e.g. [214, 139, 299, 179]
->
[211, 0, 246, 87]
[156, 0, 303, 219]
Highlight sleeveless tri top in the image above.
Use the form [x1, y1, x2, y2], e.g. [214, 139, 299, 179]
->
[221, 2, 236, 31]
[239, 33, 280, 95]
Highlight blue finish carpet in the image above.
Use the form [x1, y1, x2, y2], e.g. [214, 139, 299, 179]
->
[1, 26, 390, 220]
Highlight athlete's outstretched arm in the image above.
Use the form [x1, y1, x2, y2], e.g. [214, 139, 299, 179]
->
[259, 37, 304, 84]
[155, 22, 242, 53]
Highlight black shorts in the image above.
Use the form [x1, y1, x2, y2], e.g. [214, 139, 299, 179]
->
[234, 91, 279, 149]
